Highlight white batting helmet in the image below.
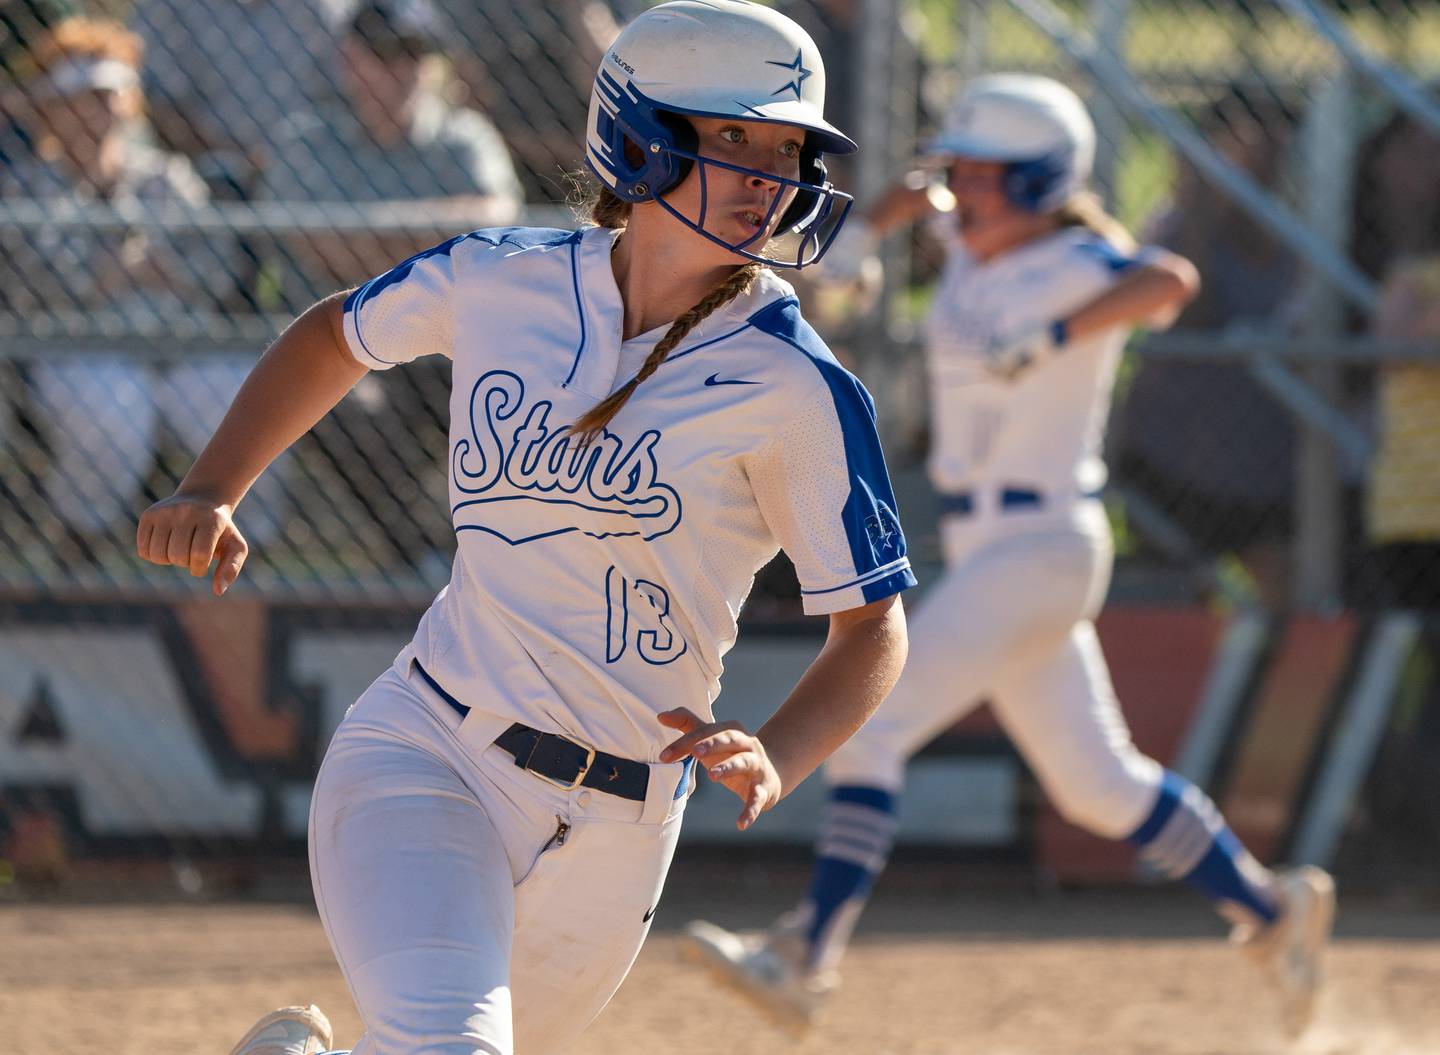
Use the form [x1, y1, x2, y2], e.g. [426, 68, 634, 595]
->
[927, 74, 1096, 213]
[585, 0, 857, 268]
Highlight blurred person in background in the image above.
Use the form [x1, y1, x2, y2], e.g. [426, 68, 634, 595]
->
[1112, 86, 1302, 606]
[258, 0, 521, 308]
[428, 0, 620, 201]
[257, 0, 522, 568]
[0, 18, 281, 559]
[129, 0, 347, 199]
[0, 0, 76, 523]
[684, 74, 1334, 1040]
[0, 0, 78, 165]
[1358, 244, 1440, 867]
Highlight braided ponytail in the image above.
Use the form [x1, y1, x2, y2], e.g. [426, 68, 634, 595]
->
[571, 260, 765, 440]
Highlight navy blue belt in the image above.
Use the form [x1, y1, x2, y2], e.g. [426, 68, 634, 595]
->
[411, 659, 657, 802]
[939, 486, 1101, 517]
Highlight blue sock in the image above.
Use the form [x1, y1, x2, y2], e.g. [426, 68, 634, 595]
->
[1127, 770, 1278, 925]
[800, 785, 898, 972]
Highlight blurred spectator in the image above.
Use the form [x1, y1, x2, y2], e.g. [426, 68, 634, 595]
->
[430, 0, 618, 201]
[257, 1, 511, 567]
[0, 17, 228, 319]
[0, 18, 282, 553]
[129, 0, 348, 197]
[1365, 255, 1440, 606]
[258, 0, 521, 306]
[0, 0, 78, 165]
[1351, 103, 1440, 285]
[1112, 87, 1302, 604]
[1351, 105, 1440, 606]
[1358, 254, 1440, 864]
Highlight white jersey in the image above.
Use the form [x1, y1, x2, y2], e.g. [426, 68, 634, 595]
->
[342, 225, 916, 759]
[923, 225, 1156, 504]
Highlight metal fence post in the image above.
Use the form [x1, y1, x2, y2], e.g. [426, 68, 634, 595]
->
[1293, 68, 1358, 611]
[1088, 0, 1131, 209]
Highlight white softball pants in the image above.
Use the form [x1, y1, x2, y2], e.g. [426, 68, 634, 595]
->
[827, 500, 1163, 839]
[309, 659, 687, 1055]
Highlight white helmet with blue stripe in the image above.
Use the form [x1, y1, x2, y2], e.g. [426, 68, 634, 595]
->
[585, 0, 857, 269]
[927, 74, 1096, 214]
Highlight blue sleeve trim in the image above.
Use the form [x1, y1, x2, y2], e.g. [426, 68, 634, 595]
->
[1073, 235, 1141, 274]
[747, 296, 913, 589]
[862, 566, 918, 604]
[799, 556, 913, 596]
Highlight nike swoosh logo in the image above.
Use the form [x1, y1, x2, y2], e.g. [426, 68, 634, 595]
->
[643, 904, 657, 923]
[704, 373, 762, 387]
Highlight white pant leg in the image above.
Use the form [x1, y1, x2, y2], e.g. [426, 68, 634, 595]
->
[32, 359, 156, 534]
[310, 672, 520, 1055]
[508, 779, 683, 1053]
[826, 507, 1110, 791]
[990, 620, 1163, 839]
[311, 664, 686, 1055]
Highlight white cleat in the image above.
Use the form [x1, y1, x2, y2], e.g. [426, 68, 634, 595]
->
[1233, 866, 1337, 1037]
[680, 919, 837, 1034]
[227, 1004, 334, 1055]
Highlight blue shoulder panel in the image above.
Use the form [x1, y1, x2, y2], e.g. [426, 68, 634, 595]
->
[1073, 234, 1142, 274]
[747, 297, 916, 604]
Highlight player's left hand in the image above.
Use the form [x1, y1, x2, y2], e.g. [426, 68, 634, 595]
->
[980, 321, 1063, 382]
[657, 707, 782, 831]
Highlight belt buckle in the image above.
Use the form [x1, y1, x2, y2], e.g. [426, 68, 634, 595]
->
[531, 734, 598, 792]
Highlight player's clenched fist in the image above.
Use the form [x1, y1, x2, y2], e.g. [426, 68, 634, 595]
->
[136, 494, 249, 596]
[658, 707, 783, 831]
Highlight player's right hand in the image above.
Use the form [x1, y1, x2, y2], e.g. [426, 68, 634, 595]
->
[657, 707, 782, 831]
[136, 494, 249, 597]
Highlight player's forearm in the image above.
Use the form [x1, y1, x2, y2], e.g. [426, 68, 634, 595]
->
[757, 597, 908, 797]
[175, 293, 367, 507]
[864, 179, 936, 238]
[1064, 254, 1200, 341]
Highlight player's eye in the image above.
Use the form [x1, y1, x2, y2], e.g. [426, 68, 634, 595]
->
[780, 140, 801, 159]
[719, 127, 745, 144]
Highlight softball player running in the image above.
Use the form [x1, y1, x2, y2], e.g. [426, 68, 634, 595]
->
[683, 74, 1336, 1038]
[137, 4, 916, 1053]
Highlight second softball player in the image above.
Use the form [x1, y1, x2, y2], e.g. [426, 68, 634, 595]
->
[684, 74, 1336, 1039]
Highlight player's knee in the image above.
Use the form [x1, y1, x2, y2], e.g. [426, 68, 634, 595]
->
[824, 739, 906, 792]
[1047, 754, 1161, 840]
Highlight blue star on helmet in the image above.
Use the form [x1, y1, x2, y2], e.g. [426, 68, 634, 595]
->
[766, 49, 812, 100]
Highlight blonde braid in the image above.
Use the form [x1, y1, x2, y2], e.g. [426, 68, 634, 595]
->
[572, 261, 765, 440]
[1053, 191, 1138, 254]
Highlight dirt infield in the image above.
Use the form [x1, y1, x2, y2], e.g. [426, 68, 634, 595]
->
[5, 872, 1440, 1055]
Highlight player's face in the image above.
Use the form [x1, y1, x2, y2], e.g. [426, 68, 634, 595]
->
[946, 157, 1031, 256]
[340, 38, 425, 123]
[946, 158, 1009, 224]
[37, 87, 124, 169]
[660, 116, 804, 263]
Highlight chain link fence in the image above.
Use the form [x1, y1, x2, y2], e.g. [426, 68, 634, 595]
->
[2, 0, 1439, 881]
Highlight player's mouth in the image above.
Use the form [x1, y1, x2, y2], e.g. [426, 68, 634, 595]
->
[732, 207, 767, 235]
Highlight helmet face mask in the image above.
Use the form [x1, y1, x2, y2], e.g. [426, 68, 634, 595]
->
[585, 0, 856, 269]
[642, 130, 854, 265]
